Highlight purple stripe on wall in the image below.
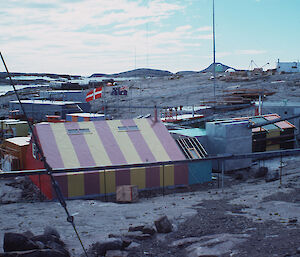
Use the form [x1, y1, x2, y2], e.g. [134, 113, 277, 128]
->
[64, 123, 96, 167]
[36, 124, 64, 169]
[148, 119, 185, 161]
[84, 171, 100, 195]
[146, 166, 160, 188]
[115, 169, 130, 186]
[94, 121, 127, 165]
[53, 174, 68, 198]
[174, 164, 188, 185]
[121, 119, 156, 163]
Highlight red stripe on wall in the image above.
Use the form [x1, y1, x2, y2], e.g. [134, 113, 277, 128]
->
[146, 166, 160, 188]
[84, 171, 100, 195]
[174, 164, 189, 185]
[115, 169, 131, 186]
[53, 174, 69, 199]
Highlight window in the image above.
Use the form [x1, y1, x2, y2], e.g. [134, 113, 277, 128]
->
[118, 125, 139, 132]
[67, 128, 91, 135]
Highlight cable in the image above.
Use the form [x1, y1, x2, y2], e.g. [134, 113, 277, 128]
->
[0, 52, 89, 257]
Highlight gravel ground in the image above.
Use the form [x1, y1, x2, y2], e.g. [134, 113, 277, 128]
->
[1, 156, 300, 256]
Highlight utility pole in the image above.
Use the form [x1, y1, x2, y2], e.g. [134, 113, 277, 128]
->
[212, 0, 216, 103]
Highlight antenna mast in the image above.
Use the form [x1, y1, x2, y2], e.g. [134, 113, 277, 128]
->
[213, 0, 216, 102]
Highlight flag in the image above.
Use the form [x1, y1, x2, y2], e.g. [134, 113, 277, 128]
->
[86, 87, 102, 102]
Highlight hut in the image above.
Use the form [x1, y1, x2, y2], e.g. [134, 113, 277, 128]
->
[0, 137, 30, 171]
[25, 118, 212, 200]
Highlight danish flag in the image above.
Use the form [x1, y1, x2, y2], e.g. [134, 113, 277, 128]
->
[86, 87, 102, 102]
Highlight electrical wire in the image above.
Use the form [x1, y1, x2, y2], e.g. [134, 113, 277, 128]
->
[0, 52, 89, 257]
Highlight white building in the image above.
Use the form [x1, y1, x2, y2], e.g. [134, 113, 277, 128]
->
[277, 60, 300, 73]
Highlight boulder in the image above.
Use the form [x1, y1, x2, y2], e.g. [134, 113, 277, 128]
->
[142, 225, 156, 235]
[3, 233, 39, 252]
[43, 226, 61, 239]
[122, 231, 151, 241]
[0, 249, 68, 257]
[87, 239, 124, 256]
[154, 216, 173, 233]
[128, 225, 144, 232]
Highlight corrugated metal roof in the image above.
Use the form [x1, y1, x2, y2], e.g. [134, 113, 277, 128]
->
[35, 118, 185, 169]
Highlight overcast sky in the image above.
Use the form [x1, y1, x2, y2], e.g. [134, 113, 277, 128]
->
[1, 0, 299, 75]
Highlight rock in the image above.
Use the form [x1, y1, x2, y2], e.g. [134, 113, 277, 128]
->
[265, 171, 279, 182]
[0, 249, 68, 257]
[3, 233, 39, 252]
[126, 242, 140, 250]
[254, 167, 268, 178]
[154, 215, 173, 233]
[142, 225, 156, 235]
[44, 226, 61, 239]
[169, 237, 202, 248]
[22, 231, 34, 239]
[88, 239, 124, 256]
[31, 234, 65, 247]
[128, 225, 144, 232]
[105, 250, 129, 257]
[122, 231, 151, 240]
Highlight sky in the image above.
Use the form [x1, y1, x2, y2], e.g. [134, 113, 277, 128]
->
[1, 0, 299, 75]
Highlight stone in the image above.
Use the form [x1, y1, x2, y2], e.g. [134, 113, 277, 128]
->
[142, 225, 156, 235]
[105, 250, 129, 257]
[154, 215, 173, 233]
[254, 167, 268, 178]
[88, 239, 124, 256]
[3, 233, 39, 252]
[0, 249, 68, 257]
[169, 237, 202, 248]
[44, 226, 61, 239]
[122, 231, 151, 240]
[128, 225, 144, 232]
[31, 234, 65, 247]
[265, 171, 279, 182]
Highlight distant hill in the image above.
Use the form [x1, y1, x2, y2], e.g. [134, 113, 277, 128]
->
[90, 68, 173, 78]
[175, 71, 200, 76]
[201, 63, 235, 73]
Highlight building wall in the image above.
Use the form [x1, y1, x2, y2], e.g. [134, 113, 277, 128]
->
[206, 121, 252, 171]
[277, 62, 300, 73]
[9, 102, 91, 121]
[28, 161, 211, 200]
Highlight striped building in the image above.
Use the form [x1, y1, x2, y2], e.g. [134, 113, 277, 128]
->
[25, 118, 211, 199]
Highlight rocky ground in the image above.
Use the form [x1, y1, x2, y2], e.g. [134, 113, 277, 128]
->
[1, 156, 300, 256]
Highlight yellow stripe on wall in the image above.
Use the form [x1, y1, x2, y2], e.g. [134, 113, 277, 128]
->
[134, 119, 170, 162]
[104, 170, 116, 194]
[68, 172, 84, 197]
[99, 171, 106, 194]
[50, 123, 80, 168]
[160, 165, 174, 187]
[107, 120, 142, 164]
[78, 122, 112, 166]
[130, 167, 146, 189]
